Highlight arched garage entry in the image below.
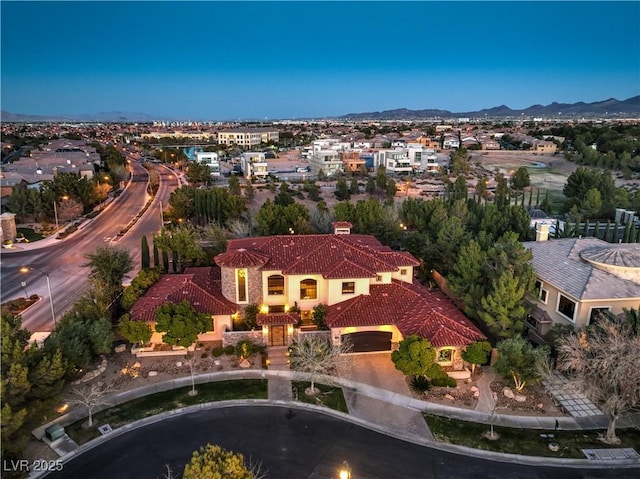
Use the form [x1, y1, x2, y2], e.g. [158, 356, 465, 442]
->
[341, 331, 392, 353]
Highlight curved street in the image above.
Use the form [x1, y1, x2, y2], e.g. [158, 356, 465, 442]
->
[0, 161, 178, 332]
[44, 405, 638, 479]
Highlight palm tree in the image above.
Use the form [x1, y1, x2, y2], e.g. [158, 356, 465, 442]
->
[84, 245, 133, 318]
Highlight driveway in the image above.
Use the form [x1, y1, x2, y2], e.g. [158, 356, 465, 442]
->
[338, 353, 433, 439]
[340, 352, 410, 394]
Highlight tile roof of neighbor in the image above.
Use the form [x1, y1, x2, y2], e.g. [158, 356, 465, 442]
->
[326, 280, 486, 348]
[524, 238, 640, 300]
[217, 234, 420, 278]
[129, 266, 236, 322]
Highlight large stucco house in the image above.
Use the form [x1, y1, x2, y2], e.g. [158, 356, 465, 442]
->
[523, 226, 640, 342]
[130, 223, 485, 369]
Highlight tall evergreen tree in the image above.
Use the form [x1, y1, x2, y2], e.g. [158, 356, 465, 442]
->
[140, 236, 150, 269]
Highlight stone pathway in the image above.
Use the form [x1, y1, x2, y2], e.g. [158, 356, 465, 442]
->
[474, 368, 498, 414]
[543, 372, 602, 417]
[267, 347, 292, 401]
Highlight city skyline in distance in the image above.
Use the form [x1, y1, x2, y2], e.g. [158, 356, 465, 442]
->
[2, 1, 639, 120]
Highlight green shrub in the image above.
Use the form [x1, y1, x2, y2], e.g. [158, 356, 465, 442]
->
[212, 347, 224, 357]
[223, 345, 235, 355]
[235, 339, 255, 359]
[431, 377, 457, 387]
[409, 376, 432, 394]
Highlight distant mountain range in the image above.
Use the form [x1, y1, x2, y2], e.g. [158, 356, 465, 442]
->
[0, 111, 160, 123]
[1, 96, 639, 123]
[341, 96, 640, 120]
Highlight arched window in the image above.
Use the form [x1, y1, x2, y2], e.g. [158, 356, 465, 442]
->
[267, 275, 285, 295]
[299, 279, 317, 300]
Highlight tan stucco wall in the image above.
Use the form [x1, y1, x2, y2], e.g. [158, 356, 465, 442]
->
[531, 281, 640, 329]
[391, 266, 413, 283]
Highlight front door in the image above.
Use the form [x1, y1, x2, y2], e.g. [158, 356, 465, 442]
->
[270, 325, 285, 346]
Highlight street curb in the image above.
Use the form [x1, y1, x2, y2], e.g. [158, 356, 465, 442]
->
[30, 400, 640, 479]
[36, 369, 639, 436]
[31, 373, 640, 476]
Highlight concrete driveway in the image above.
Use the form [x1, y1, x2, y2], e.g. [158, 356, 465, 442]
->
[340, 352, 411, 394]
[338, 352, 433, 440]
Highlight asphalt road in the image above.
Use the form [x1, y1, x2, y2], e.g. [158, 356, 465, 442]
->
[44, 406, 638, 479]
[0, 162, 178, 332]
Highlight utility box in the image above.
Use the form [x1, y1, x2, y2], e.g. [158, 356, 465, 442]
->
[45, 424, 65, 441]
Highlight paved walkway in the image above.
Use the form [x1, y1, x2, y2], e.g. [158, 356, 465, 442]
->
[543, 372, 603, 418]
[474, 368, 498, 413]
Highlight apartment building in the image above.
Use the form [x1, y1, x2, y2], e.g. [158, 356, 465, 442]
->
[217, 128, 279, 147]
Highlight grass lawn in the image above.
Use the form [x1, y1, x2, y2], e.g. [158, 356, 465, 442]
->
[67, 379, 267, 445]
[292, 381, 348, 413]
[424, 414, 640, 458]
[16, 227, 44, 242]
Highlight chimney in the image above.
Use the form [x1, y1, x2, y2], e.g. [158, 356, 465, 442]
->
[332, 221, 352, 235]
[536, 223, 550, 242]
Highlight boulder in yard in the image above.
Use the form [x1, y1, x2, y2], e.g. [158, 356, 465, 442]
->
[502, 387, 515, 399]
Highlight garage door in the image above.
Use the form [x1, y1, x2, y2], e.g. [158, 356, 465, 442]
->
[341, 331, 392, 353]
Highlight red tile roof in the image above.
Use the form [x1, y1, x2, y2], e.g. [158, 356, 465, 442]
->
[256, 312, 300, 325]
[326, 280, 485, 348]
[130, 267, 236, 322]
[332, 221, 353, 228]
[218, 234, 420, 279]
[214, 248, 270, 268]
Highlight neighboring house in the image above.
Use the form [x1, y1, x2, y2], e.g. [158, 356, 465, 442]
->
[240, 152, 269, 180]
[195, 151, 221, 177]
[531, 140, 557, 154]
[523, 226, 640, 342]
[128, 267, 237, 352]
[340, 151, 365, 173]
[374, 149, 412, 175]
[213, 223, 485, 370]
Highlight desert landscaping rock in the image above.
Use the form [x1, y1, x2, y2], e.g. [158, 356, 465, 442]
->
[503, 387, 515, 399]
[515, 394, 527, 402]
[147, 371, 158, 377]
[445, 394, 455, 401]
[114, 344, 127, 353]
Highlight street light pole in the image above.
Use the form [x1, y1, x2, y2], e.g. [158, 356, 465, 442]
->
[20, 267, 56, 328]
[53, 200, 59, 231]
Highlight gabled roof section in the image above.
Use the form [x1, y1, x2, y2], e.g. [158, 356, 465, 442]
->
[219, 233, 420, 278]
[326, 280, 485, 348]
[130, 267, 236, 322]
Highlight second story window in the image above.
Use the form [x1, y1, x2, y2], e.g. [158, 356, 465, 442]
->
[267, 275, 285, 295]
[342, 282, 355, 294]
[400, 269, 407, 276]
[300, 279, 317, 300]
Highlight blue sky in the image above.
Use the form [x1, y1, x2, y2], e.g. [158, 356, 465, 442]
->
[1, 1, 639, 120]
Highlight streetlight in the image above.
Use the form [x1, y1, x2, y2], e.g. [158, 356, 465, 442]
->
[338, 461, 351, 479]
[20, 266, 56, 328]
[53, 195, 69, 231]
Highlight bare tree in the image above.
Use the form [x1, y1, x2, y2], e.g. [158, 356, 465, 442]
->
[288, 335, 353, 395]
[227, 218, 252, 238]
[67, 382, 114, 427]
[556, 317, 640, 444]
[185, 354, 198, 396]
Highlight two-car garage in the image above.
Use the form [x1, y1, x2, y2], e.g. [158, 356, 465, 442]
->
[341, 331, 393, 353]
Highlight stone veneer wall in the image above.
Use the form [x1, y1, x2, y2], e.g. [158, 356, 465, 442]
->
[219, 265, 264, 305]
[220, 267, 236, 302]
[246, 266, 263, 305]
[222, 330, 264, 347]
